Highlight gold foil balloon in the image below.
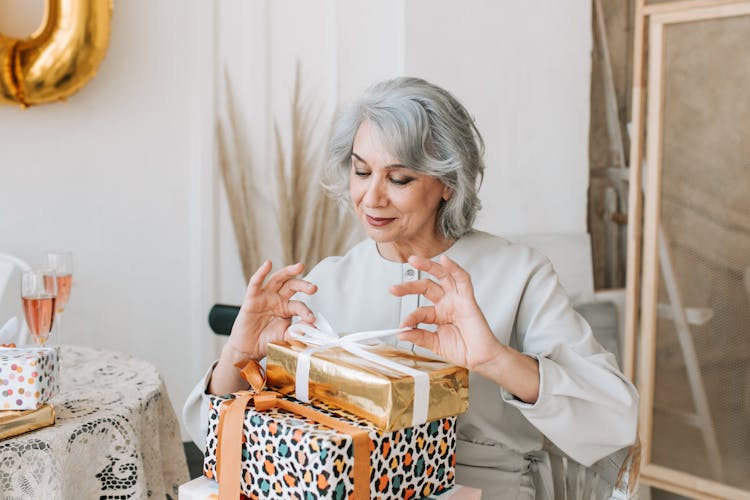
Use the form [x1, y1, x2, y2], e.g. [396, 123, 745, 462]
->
[0, 0, 112, 108]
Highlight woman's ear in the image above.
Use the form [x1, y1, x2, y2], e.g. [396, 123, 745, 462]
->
[442, 186, 453, 201]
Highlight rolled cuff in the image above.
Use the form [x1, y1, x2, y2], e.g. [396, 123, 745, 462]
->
[500, 353, 559, 418]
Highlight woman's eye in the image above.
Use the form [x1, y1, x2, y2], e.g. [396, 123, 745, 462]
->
[354, 169, 370, 177]
[390, 176, 414, 186]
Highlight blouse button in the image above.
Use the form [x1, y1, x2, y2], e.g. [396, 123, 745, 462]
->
[405, 268, 415, 279]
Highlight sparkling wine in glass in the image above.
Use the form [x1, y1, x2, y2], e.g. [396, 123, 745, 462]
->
[46, 251, 72, 344]
[46, 251, 73, 313]
[21, 269, 57, 346]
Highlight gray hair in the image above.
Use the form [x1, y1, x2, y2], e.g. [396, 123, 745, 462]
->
[325, 77, 485, 240]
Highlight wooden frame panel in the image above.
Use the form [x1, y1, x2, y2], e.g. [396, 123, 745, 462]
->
[626, 1, 750, 497]
[643, 0, 748, 15]
[623, 0, 647, 382]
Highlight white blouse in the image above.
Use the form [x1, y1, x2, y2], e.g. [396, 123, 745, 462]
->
[183, 230, 638, 495]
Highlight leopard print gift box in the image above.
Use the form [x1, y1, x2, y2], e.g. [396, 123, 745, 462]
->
[204, 394, 457, 500]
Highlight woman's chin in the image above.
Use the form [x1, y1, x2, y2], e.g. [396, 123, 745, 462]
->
[365, 230, 391, 243]
[363, 226, 397, 244]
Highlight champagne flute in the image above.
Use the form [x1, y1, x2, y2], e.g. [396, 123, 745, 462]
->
[46, 251, 73, 341]
[21, 269, 57, 346]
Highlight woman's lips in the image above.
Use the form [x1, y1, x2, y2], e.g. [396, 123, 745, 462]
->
[366, 215, 396, 227]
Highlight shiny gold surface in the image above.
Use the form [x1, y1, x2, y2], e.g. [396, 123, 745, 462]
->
[0, 404, 55, 439]
[266, 341, 469, 432]
[0, 0, 112, 108]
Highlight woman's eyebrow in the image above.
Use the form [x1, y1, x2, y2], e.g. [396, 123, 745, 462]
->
[351, 152, 406, 169]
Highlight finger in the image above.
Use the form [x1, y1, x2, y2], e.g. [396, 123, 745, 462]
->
[390, 279, 444, 303]
[266, 262, 306, 292]
[282, 316, 316, 347]
[440, 255, 473, 291]
[399, 306, 437, 328]
[285, 299, 316, 323]
[407, 255, 449, 280]
[407, 255, 457, 291]
[264, 316, 292, 342]
[247, 260, 273, 295]
[398, 328, 439, 354]
[278, 279, 318, 299]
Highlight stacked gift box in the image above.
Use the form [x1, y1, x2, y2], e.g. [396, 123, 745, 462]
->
[203, 337, 470, 500]
[179, 476, 482, 500]
[0, 347, 59, 439]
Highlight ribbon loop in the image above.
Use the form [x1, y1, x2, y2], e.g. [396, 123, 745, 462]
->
[286, 314, 431, 428]
[234, 359, 266, 393]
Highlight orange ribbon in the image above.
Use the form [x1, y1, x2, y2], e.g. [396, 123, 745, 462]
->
[215, 360, 370, 500]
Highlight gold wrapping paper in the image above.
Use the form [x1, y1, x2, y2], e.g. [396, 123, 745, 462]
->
[266, 341, 469, 432]
[0, 404, 55, 440]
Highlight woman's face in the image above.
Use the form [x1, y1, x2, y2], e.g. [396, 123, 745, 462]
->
[349, 121, 451, 255]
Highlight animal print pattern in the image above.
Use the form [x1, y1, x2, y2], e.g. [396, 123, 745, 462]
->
[204, 394, 456, 499]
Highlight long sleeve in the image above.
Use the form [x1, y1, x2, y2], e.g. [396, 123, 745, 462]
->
[182, 362, 216, 452]
[499, 260, 639, 466]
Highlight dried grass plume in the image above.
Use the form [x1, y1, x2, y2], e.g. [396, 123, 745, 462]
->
[217, 65, 362, 280]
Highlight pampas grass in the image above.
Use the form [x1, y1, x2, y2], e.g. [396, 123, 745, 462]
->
[216, 67, 263, 281]
[217, 65, 362, 280]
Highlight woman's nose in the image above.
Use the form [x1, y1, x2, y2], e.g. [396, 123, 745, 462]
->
[363, 177, 387, 207]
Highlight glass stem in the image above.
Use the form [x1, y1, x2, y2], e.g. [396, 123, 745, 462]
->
[55, 312, 63, 344]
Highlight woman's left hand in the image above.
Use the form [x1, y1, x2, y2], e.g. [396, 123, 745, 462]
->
[391, 255, 540, 403]
[390, 255, 504, 370]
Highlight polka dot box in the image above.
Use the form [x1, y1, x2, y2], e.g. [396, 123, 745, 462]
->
[0, 347, 59, 410]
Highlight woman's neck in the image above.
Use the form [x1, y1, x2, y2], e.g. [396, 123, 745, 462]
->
[376, 233, 456, 263]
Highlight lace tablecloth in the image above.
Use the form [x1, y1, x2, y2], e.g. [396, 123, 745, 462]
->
[0, 345, 189, 499]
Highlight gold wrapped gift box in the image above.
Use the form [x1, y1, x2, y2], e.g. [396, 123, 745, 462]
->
[0, 404, 55, 440]
[266, 341, 469, 432]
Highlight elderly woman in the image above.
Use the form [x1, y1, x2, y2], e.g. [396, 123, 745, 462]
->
[184, 77, 638, 498]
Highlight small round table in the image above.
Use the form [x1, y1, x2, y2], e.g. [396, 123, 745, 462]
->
[0, 345, 189, 499]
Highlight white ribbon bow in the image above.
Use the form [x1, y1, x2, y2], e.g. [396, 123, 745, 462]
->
[287, 314, 430, 427]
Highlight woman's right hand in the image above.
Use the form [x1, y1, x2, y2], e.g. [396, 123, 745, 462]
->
[209, 261, 316, 395]
[227, 260, 317, 359]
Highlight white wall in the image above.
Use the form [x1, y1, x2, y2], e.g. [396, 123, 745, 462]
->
[0, 0, 591, 439]
[404, 1, 592, 235]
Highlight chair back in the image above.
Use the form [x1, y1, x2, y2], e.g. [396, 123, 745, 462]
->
[208, 304, 239, 336]
[0, 253, 31, 345]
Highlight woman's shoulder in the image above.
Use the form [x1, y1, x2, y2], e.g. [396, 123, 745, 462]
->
[454, 230, 550, 268]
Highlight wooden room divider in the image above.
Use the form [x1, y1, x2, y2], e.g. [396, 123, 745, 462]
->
[624, 1, 750, 498]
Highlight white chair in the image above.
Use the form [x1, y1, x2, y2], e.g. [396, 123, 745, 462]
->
[544, 436, 640, 499]
[0, 253, 32, 345]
